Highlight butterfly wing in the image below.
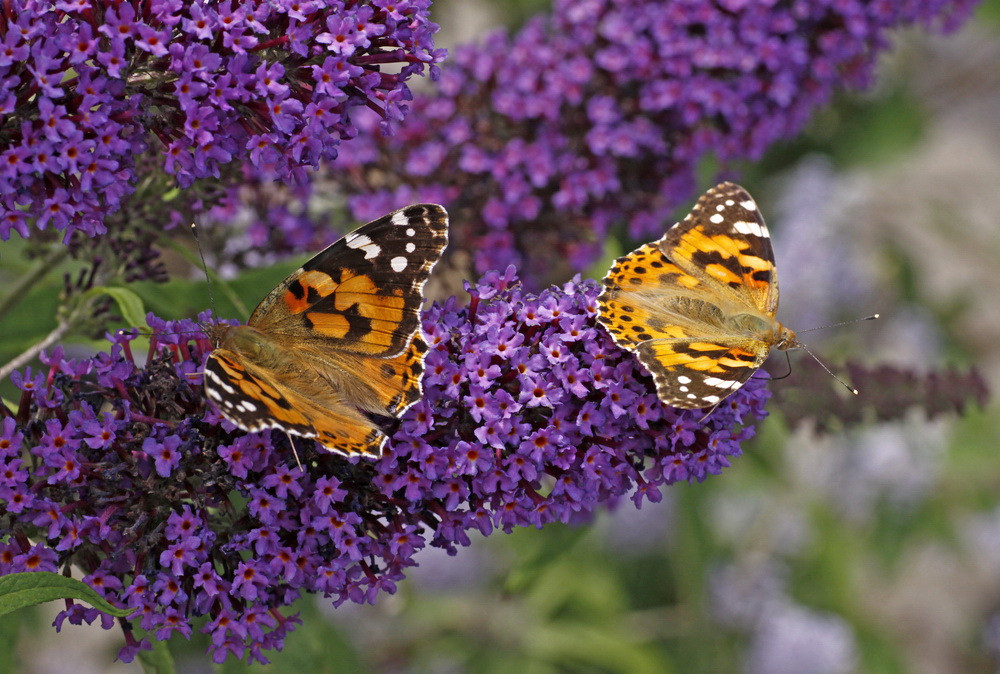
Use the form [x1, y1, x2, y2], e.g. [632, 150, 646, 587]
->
[352, 333, 430, 418]
[205, 349, 385, 456]
[249, 203, 449, 358]
[598, 240, 716, 349]
[634, 336, 769, 408]
[598, 182, 780, 409]
[662, 182, 778, 317]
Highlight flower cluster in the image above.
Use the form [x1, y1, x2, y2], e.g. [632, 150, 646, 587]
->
[0, 0, 443, 242]
[333, 0, 978, 286]
[0, 270, 767, 663]
[769, 357, 989, 432]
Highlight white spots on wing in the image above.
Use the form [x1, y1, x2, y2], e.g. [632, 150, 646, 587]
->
[391, 256, 408, 272]
[741, 199, 757, 211]
[701, 395, 721, 404]
[346, 233, 381, 259]
[724, 199, 735, 206]
[405, 242, 416, 253]
[715, 204, 725, 212]
[205, 368, 235, 395]
[733, 219, 766, 238]
[704, 377, 741, 389]
[676, 375, 692, 384]
[205, 365, 267, 420]
[679, 385, 689, 393]
[391, 211, 410, 227]
[709, 213, 724, 224]
[687, 393, 697, 400]
[235, 400, 258, 413]
[406, 227, 416, 237]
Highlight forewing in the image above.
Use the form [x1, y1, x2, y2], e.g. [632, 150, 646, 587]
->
[249, 204, 448, 358]
[662, 182, 778, 316]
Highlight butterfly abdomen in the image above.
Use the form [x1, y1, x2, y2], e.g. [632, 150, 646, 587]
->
[724, 312, 778, 339]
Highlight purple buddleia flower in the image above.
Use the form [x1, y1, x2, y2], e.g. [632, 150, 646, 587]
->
[0, 271, 766, 663]
[745, 604, 859, 674]
[328, 0, 978, 287]
[0, 0, 444, 242]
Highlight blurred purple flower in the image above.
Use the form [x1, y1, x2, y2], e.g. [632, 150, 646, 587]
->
[0, 270, 767, 663]
[746, 604, 858, 674]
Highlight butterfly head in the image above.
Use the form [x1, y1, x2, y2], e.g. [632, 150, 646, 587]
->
[201, 321, 236, 350]
[775, 324, 803, 352]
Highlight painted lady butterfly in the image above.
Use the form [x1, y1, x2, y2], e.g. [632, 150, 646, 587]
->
[598, 182, 800, 409]
[203, 204, 448, 457]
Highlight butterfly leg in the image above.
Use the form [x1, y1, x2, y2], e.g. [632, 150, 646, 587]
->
[285, 431, 304, 471]
[696, 399, 725, 424]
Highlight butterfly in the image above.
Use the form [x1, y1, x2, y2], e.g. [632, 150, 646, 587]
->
[597, 182, 801, 409]
[203, 204, 448, 457]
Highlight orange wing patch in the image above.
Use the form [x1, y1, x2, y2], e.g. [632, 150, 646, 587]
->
[670, 226, 772, 294]
[353, 335, 428, 415]
[599, 241, 714, 349]
[283, 270, 340, 314]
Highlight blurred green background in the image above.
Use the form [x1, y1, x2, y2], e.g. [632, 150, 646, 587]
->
[5, 1, 1000, 672]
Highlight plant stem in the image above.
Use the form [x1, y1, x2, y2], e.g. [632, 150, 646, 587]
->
[0, 317, 74, 382]
[0, 246, 71, 320]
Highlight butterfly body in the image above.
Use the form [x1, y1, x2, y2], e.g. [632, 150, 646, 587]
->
[598, 182, 800, 409]
[203, 204, 448, 457]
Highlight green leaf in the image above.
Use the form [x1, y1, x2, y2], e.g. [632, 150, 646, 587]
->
[527, 622, 670, 674]
[976, 0, 1000, 29]
[87, 286, 148, 331]
[504, 523, 591, 593]
[136, 637, 176, 674]
[0, 571, 136, 619]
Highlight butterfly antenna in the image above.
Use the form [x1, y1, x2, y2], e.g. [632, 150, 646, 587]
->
[799, 343, 858, 396]
[191, 222, 220, 324]
[790, 313, 879, 395]
[797, 314, 880, 335]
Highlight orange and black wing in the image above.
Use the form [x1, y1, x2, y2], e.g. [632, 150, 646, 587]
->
[250, 204, 449, 358]
[597, 183, 779, 409]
